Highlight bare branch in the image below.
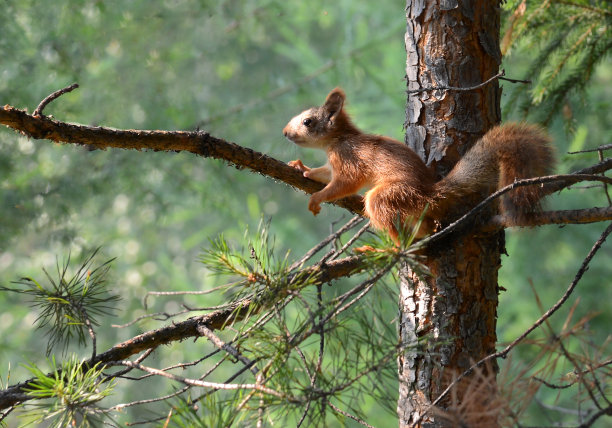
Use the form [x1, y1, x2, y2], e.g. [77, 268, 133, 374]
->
[577, 404, 612, 428]
[0, 104, 363, 214]
[487, 206, 612, 229]
[542, 158, 612, 195]
[424, 172, 612, 247]
[288, 215, 365, 271]
[329, 401, 377, 428]
[498, 75, 531, 84]
[568, 143, 612, 154]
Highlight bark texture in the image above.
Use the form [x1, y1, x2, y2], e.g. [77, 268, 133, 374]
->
[399, 1, 503, 426]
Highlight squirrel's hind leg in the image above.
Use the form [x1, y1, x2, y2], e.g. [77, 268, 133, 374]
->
[363, 185, 408, 246]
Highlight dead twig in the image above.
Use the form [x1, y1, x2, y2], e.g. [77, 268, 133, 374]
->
[33, 83, 79, 117]
[406, 70, 527, 95]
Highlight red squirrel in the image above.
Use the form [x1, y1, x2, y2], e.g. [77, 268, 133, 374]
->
[283, 88, 554, 244]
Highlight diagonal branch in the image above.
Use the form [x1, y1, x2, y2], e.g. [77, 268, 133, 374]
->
[0, 253, 366, 410]
[0, 104, 364, 214]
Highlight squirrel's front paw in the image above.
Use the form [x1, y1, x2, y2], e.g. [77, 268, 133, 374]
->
[288, 159, 311, 175]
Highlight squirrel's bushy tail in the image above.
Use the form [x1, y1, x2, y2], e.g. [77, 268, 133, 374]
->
[435, 123, 555, 222]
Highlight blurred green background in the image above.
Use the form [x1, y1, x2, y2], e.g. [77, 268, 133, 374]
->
[1, 1, 610, 426]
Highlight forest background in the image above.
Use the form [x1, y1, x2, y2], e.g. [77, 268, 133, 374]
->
[0, 0, 611, 426]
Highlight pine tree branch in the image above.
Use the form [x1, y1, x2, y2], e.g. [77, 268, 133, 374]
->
[0, 254, 366, 410]
[489, 206, 612, 229]
[2, 101, 610, 235]
[0, 104, 364, 214]
[2, 96, 610, 413]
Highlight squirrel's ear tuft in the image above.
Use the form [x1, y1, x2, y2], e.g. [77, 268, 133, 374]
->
[323, 88, 345, 121]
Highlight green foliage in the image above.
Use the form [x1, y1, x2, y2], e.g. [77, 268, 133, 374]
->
[502, 0, 612, 125]
[22, 356, 114, 428]
[0, 0, 610, 427]
[200, 220, 291, 292]
[169, 395, 234, 428]
[162, 224, 416, 427]
[1, 249, 119, 355]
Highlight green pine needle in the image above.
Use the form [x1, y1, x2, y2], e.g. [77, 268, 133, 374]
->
[22, 355, 115, 428]
[1, 248, 120, 355]
[503, 0, 611, 123]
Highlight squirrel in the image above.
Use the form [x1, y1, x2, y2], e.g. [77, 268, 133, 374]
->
[283, 88, 555, 245]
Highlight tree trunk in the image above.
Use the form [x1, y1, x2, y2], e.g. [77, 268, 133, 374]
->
[398, 2, 503, 427]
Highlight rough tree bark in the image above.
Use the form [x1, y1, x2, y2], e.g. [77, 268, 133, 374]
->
[398, 2, 503, 426]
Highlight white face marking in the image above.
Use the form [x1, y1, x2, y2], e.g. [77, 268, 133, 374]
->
[282, 108, 328, 150]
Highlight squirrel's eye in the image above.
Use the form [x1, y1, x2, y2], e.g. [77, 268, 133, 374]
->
[302, 118, 312, 127]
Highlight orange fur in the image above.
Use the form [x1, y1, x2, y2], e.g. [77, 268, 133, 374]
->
[283, 88, 554, 244]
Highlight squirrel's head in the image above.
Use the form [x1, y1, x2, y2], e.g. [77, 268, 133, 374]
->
[283, 88, 346, 149]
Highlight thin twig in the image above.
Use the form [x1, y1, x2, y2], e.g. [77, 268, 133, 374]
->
[289, 216, 364, 271]
[532, 376, 574, 390]
[297, 282, 327, 428]
[112, 302, 236, 328]
[556, 339, 610, 410]
[196, 324, 258, 375]
[143, 283, 238, 309]
[113, 385, 190, 410]
[599, 150, 612, 205]
[79, 307, 97, 360]
[406, 71, 505, 94]
[105, 348, 155, 380]
[577, 403, 612, 428]
[290, 259, 398, 348]
[567, 143, 612, 154]
[110, 361, 290, 400]
[322, 220, 372, 263]
[329, 402, 377, 428]
[0, 406, 16, 424]
[123, 358, 252, 426]
[498, 75, 532, 84]
[33, 83, 79, 117]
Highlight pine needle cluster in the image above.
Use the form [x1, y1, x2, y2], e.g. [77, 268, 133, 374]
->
[23, 356, 114, 428]
[502, 0, 611, 124]
[1, 249, 119, 355]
